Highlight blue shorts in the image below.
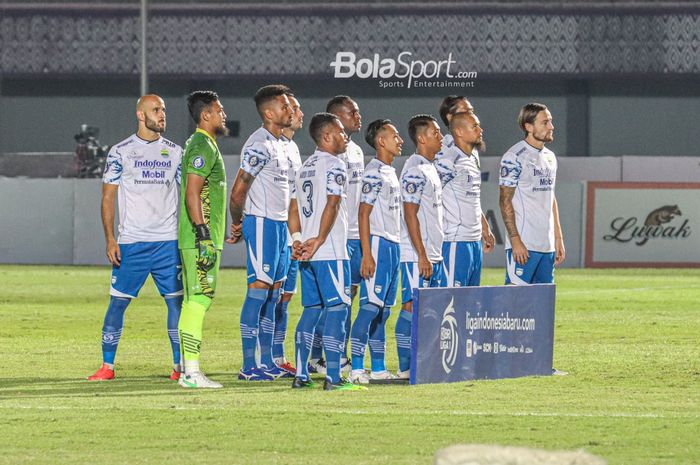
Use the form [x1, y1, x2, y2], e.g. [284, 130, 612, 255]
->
[283, 247, 299, 294]
[360, 236, 400, 308]
[505, 249, 555, 285]
[243, 215, 288, 285]
[441, 241, 483, 287]
[400, 260, 443, 304]
[347, 239, 362, 286]
[300, 259, 351, 308]
[110, 240, 182, 298]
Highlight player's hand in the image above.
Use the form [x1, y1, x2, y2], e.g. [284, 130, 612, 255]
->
[194, 223, 217, 270]
[197, 239, 217, 271]
[482, 229, 496, 254]
[301, 237, 323, 261]
[510, 235, 529, 266]
[418, 254, 432, 279]
[291, 240, 303, 260]
[106, 239, 121, 266]
[226, 222, 243, 244]
[360, 254, 376, 280]
[555, 237, 566, 266]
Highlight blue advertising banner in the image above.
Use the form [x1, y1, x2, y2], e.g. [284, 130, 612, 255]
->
[410, 284, 555, 385]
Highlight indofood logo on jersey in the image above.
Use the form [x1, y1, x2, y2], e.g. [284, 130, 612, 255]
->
[603, 205, 690, 246]
[330, 51, 477, 89]
[135, 159, 172, 179]
[439, 298, 459, 374]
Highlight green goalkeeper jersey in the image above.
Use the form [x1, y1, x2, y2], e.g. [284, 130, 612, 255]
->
[178, 128, 227, 249]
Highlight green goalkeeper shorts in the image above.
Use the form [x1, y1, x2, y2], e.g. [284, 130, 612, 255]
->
[180, 248, 221, 300]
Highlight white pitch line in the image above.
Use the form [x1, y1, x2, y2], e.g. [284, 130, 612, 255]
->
[0, 405, 696, 419]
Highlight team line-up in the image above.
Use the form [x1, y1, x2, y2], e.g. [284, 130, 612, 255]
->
[88, 85, 565, 391]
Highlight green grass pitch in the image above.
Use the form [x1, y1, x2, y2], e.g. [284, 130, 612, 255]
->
[0, 265, 698, 464]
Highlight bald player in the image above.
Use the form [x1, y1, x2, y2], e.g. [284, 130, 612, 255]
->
[88, 95, 184, 381]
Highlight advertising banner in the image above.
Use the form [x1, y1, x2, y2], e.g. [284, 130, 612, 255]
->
[585, 182, 700, 267]
[410, 284, 555, 385]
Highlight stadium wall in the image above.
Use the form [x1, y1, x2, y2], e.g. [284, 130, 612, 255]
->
[1, 155, 698, 267]
[0, 176, 585, 268]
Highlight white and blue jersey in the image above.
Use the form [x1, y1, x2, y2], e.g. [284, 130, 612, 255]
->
[361, 158, 401, 243]
[434, 139, 482, 242]
[103, 134, 183, 244]
[282, 136, 302, 245]
[339, 140, 364, 285]
[339, 139, 365, 241]
[297, 149, 350, 308]
[359, 158, 402, 308]
[281, 136, 302, 294]
[499, 140, 557, 253]
[240, 127, 291, 284]
[103, 134, 183, 298]
[295, 150, 348, 262]
[435, 138, 484, 287]
[399, 154, 444, 264]
[240, 127, 290, 222]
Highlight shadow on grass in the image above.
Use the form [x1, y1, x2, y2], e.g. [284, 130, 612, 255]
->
[0, 373, 302, 399]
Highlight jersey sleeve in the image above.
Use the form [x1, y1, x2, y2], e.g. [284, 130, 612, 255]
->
[187, 140, 217, 178]
[326, 162, 347, 196]
[499, 151, 522, 187]
[102, 145, 123, 185]
[434, 153, 457, 187]
[360, 172, 383, 206]
[401, 169, 427, 205]
[240, 142, 271, 177]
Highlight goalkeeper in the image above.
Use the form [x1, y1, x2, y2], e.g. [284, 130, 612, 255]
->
[177, 91, 229, 388]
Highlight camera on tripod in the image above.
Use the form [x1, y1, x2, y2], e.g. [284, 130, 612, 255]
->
[73, 124, 110, 178]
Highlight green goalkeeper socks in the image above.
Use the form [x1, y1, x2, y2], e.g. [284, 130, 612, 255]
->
[178, 296, 210, 362]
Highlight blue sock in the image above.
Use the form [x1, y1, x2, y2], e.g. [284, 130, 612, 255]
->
[294, 305, 323, 380]
[310, 311, 326, 360]
[343, 300, 353, 361]
[273, 298, 290, 359]
[368, 306, 391, 372]
[164, 295, 182, 366]
[349, 303, 380, 371]
[395, 309, 413, 372]
[101, 296, 130, 365]
[258, 288, 281, 368]
[240, 288, 268, 370]
[323, 304, 349, 384]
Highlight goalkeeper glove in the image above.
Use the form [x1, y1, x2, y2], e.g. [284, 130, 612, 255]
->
[194, 223, 217, 271]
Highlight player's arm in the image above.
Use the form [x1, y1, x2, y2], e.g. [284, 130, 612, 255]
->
[403, 202, 431, 279]
[101, 183, 120, 266]
[227, 169, 255, 244]
[499, 185, 528, 265]
[480, 212, 495, 254]
[288, 198, 302, 260]
[358, 202, 375, 279]
[186, 173, 217, 270]
[301, 194, 341, 261]
[553, 196, 565, 266]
